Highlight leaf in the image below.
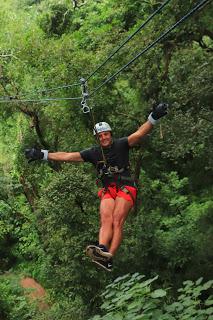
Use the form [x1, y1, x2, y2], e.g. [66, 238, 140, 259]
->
[206, 307, 213, 315]
[205, 297, 213, 306]
[151, 289, 167, 299]
[91, 316, 101, 320]
[114, 274, 130, 283]
[140, 276, 159, 288]
[158, 315, 176, 320]
[108, 313, 123, 320]
[202, 280, 213, 291]
[101, 301, 112, 311]
[133, 315, 149, 320]
[183, 280, 194, 287]
[165, 302, 183, 313]
[124, 312, 138, 320]
[105, 291, 116, 299]
[178, 294, 186, 301]
[127, 300, 142, 311]
[182, 298, 194, 307]
[195, 277, 203, 285]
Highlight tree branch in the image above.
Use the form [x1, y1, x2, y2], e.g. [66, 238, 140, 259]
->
[0, 54, 18, 59]
[19, 175, 37, 211]
[18, 106, 50, 149]
[162, 42, 173, 82]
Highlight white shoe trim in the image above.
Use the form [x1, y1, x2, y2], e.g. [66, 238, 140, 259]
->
[86, 245, 112, 260]
[92, 259, 112, 272]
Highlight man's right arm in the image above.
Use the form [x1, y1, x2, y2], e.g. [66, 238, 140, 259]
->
[25, 148, 84, 162]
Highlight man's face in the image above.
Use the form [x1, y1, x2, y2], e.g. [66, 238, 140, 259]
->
[98, 131, 112, 147]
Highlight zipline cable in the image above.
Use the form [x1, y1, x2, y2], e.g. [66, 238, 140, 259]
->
[85, 0, 172, 82]
[0, 0, 209, 103]
[29, 82, 81, 95]
[3, 0, 172, 100]
[16, 82, 81, 99]
[0, 96, 82, 103]
[90, 0, 210, 97]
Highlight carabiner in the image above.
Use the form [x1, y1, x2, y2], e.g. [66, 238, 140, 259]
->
[82, 105, 90, 113]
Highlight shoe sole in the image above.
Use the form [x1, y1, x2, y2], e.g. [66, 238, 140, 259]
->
[92, 259, 113, 272]
[86, 245, 112, 261]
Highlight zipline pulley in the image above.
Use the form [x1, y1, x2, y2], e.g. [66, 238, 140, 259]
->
[80, 78, 90, 114]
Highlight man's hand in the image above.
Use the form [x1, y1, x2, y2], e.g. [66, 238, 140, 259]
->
[25, 148, 48, 162]
[152, 102, 168, 120]
[148, 102, 168, 125]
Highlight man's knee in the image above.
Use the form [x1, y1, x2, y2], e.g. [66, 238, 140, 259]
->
[112, 211, 126, 228]
[100, 211, 113, 225]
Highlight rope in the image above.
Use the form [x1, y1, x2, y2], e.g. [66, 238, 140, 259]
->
[89, 0, 210, 97]
[85, 0, 172, 82]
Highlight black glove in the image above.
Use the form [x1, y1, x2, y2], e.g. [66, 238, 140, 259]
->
[151, 102, 168, 120]
[25, 148, 45, 162]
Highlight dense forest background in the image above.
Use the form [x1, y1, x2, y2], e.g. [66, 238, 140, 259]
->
[0, 0, 212, 319]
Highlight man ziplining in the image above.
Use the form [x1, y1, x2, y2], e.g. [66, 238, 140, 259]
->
[25, 103, 168, 272]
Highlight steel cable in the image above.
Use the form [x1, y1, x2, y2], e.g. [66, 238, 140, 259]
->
[90, 0, 210, 97]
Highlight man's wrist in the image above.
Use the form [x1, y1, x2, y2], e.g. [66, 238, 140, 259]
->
[41, 149, 49, 160]
[148, 113, 158, 125]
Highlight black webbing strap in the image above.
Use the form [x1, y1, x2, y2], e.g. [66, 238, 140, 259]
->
[120, 186, 136, 205]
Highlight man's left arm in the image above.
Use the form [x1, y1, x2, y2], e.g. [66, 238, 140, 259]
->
[128, 103, 168, 147]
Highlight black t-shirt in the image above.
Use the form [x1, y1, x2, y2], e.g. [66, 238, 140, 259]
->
[80, 137, 135, 187]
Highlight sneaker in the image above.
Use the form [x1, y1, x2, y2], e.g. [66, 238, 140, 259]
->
[86, 244, 112, 261]
[92, 258, 113, 272]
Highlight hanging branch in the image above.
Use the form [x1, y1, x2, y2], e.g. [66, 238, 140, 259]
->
[19, 174, 37, 210]
[0, 69, 61, 171]
[18, 106, 50, 149]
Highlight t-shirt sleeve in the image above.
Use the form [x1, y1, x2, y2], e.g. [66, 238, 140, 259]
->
[80, 147, 95, 163]
[118, 137, 129, 149]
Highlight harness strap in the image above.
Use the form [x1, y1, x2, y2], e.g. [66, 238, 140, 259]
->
[120, 186, 136, 204]
[99, 186, 110, 200]
[99, 185, 136, 204]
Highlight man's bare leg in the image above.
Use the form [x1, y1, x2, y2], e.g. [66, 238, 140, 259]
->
[99, 198, 115, 248]
[109, 197, 132, 256]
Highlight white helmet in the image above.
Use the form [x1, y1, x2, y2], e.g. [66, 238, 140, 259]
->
[93, 122, 112, 135]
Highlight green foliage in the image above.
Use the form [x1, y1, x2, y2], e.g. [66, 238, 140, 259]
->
[38, 4, 72, 37]
[0, 273, 86, 320]
[0, 0, 212, 319]
[0, 274, 39, 320]
[90, 273, 213, 320]
[34, 166, 110, 303]
[117, 170, 213, 287]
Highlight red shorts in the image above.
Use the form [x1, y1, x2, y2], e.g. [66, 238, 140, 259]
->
[98, 183, 137, 207]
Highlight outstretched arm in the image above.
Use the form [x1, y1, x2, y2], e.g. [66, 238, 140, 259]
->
[25, 149, 84, 162]
[128, 120, 153, 147]
[48, 151, 83, 162]
[128, 102, 168, 147]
